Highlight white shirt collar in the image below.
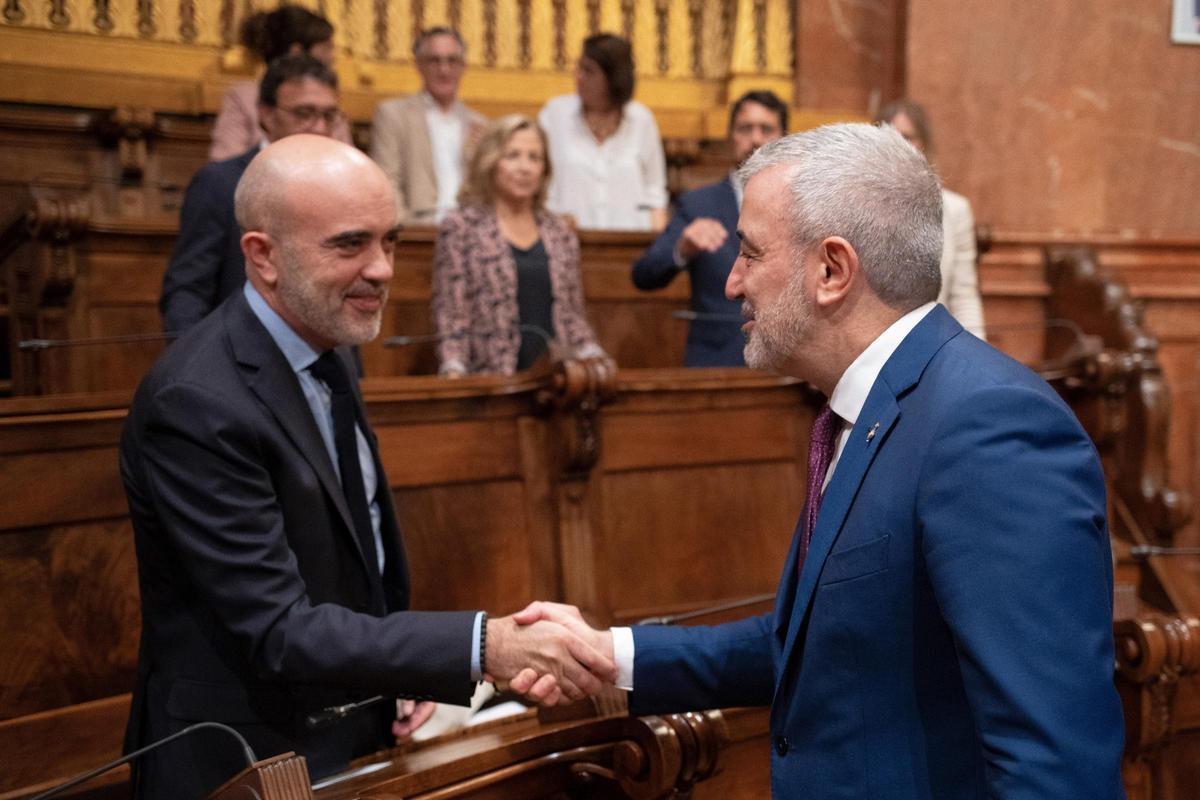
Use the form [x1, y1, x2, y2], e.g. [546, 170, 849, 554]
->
[828, 302, 936, 427]
[243, 282, 322, 373]
[420, 89, 460, 117]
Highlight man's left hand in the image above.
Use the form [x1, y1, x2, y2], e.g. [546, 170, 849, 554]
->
[392, 699, 437, 740]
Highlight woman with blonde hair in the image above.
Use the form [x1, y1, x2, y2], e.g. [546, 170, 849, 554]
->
[432, 114, 606, 376]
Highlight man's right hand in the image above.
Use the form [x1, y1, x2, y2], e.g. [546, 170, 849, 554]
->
[677, 218, 729, 260]
[484, 612, 616, 706]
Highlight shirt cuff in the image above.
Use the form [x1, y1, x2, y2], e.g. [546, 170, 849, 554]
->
[611, 626, 635, 690]
[672, 240, 689, 269]
[469, 611, 485, 681]
[439, 359, 467, 377]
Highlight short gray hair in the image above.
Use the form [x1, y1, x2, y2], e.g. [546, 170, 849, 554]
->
[737, 122, 943, 311]
[413, 26, 466, 58]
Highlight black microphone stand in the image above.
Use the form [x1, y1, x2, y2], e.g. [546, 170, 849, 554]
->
[29, 721, 256, 800]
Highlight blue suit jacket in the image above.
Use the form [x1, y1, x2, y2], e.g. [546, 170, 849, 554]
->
[630, 306, 1125, 799]
[631, 180, 744, 367]
[159, 147, 257, 334]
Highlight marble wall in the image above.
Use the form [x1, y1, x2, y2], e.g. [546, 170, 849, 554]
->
[795, 0, 906, 112]
[906, 0, 1200, 237]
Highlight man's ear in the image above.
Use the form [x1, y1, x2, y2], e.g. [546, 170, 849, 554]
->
[813, 236, 859, 306]
[242, 231, 279, 288]
[257, 104, 273, 137]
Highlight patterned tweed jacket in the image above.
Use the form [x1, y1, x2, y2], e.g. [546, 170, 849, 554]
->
[432, 205, 606, 375]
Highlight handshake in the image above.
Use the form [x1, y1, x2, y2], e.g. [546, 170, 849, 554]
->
[483, 601, 619, 706]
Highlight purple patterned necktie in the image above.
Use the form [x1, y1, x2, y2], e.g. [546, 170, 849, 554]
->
[799, 404, 842, 571]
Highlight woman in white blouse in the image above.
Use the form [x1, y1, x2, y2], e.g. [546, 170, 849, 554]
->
[538, 33, 668, 231]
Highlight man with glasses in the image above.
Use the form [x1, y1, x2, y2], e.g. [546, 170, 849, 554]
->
[160, 54, 345, 334]
[632, 90, 787, 367]
[370, 27, 485, 223]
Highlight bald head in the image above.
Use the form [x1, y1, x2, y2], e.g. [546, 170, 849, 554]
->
[235, 134, 394, 238]
[235, 134, 400, 352]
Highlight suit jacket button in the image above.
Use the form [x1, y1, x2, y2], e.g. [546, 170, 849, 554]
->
[774, 736, 789, 756]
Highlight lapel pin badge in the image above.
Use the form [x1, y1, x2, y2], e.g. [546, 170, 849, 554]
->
[866, 421, 880, 442]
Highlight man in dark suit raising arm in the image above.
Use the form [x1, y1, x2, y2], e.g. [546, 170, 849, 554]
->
[631, 90, 786, 366]
[122, 135, 613, 799]
[521, 123, 1125, 799]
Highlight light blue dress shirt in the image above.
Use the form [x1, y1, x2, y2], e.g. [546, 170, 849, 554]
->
[244, 283, 483, 680]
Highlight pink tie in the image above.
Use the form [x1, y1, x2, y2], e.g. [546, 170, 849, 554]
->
[799, 404, 842, 572]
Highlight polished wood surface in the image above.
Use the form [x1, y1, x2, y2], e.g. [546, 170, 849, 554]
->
[308, 706, 732, 800]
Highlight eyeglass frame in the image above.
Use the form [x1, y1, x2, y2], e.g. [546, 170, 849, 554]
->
[272, 104, 345, 127]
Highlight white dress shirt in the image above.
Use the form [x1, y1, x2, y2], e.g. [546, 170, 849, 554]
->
[611, 301, 937, 688]
[423, 91, 466, 223]
[538, 94, 668, 230]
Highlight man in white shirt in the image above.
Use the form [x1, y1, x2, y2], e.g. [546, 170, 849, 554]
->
[511, 123, 1125, 800]
[370, 27, 485, 223]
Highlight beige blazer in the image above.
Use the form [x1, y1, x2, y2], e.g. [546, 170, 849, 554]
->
[939, 188, 986, 339]
[369, 93, 485, 223]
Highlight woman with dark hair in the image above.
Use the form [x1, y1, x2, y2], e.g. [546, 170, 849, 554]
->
[538, 33, 667, 231]
[433, 115, 606, 376]
[876, 98, 987, 339]
[209, 4, 352, 161]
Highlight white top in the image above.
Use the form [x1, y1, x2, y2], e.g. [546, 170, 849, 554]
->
[611, 301, 937, 688]
[938, 188, 986, 339]
[423, 91, 466, 223]
[538, 94, 668, 231]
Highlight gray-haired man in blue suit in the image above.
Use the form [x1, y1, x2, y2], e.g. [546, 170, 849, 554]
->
[521, 123, 1125, 799]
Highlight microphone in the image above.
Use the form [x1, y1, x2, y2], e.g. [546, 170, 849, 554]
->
[18, 331, 178, 351]
[305, 694, 387, 730]
[1129, 545, 1200, 559]
[382, 324, 557, 349]
[28, 722, 256, 800]
[381, 332, 448, 347]
[637, 592, 776, 625]
[671, 310, 744, 324]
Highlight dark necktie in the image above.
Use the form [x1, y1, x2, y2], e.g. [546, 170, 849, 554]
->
[309, 352, 383, 600]
[799, 404, 842, 572]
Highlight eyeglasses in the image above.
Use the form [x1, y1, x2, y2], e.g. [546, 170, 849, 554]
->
[417, 55, 465, 68]
[275, 105, 344, 126]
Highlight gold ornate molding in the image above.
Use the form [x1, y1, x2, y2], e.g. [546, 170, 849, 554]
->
[1, 0, 797, 136]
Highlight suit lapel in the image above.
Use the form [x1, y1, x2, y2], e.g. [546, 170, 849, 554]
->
[777, 394, 900, 662]
[223, 294, 367, 567]
[407, 97, 438, 191]
[775, 306, 963, 682]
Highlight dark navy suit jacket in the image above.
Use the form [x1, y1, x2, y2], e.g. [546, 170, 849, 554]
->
[159, 147, 257, 334]
[632, 179, 744, 367]
[628, 306, 1126, 799]
[122, 291, 477, 798]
